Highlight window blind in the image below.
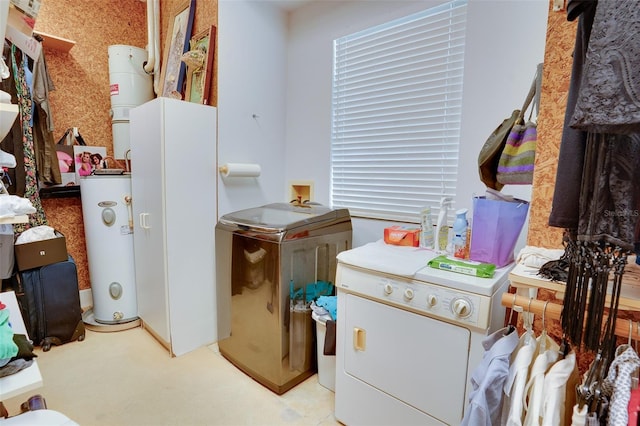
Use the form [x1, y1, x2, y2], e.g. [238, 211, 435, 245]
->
[331, 0, 467, 222]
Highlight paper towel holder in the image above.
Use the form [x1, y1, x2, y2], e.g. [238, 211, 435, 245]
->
[218, 163, 261, 178]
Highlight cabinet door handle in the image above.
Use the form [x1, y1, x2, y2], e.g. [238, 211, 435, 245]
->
[139, 213, 150, 229]
[353, 327, 366, 351]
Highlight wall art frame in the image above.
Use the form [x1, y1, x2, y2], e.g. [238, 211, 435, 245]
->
[159, 0, 195, 98]
[185, 25, 216, 105]
[73, 146, 107, 182]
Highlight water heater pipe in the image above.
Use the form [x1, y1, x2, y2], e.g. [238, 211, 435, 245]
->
[124, 195, 133, 231]
[144, 0, 160, 95]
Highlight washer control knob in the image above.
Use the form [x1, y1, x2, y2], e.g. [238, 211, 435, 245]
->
[427, 294, 437, 307]
[452, 298, 472, 318]
[383, 283, 393, 295]
[404, 288, 414, 300]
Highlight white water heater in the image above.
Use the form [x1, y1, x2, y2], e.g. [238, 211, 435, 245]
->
[80, 175, 138, 324]
[108, 45, 154, 159]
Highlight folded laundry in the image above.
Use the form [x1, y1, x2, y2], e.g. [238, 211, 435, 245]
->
[0, 148, 16, 168]
[15, 225, 56, 244]
[516, 245, 565, 269]
[0, 195, 36, 219]
[0, 309, 18, 361]
[0, 358, 33, 378]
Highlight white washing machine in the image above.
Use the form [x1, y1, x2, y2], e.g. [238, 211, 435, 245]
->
[80, 175, 138, 324]
[334, 241, 513, 425]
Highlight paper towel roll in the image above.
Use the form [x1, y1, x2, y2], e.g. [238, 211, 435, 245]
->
[219, 163, 261, 178]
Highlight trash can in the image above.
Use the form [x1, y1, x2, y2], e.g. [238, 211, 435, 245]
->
[312, 311, 336, 392]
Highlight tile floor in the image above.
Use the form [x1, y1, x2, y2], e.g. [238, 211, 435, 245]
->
[3, 326, 339, 425]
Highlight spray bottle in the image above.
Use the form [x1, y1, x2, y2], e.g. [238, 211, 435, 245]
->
[435, 197, 453, 252]
[452, 208, 468, 259]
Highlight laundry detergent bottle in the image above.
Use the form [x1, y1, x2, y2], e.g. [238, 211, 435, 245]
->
[435, 197, 452, 252]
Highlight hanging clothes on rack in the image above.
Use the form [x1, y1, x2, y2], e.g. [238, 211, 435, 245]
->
[544, 0, 640, 360]
[628, 382, 640, 425]
[9, 44, 47, 231]
[547, 0, 596, 230]
[30, 34, 59, 186]
[523, 343, 560, 425]
[576, 350, 611, 424]
[0, 44, 25, 196]
[461, 326, 520, 426]
[502, 307, 538, 426]
[0, 36, 59, 222]
[540, 351, 580, 426]
[601, 344, 640, 425]
[523, 309, 561, 426]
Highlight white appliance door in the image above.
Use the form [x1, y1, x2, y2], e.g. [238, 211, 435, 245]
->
[161, 99, 217, 356]
[342, 293, 470, 425]
[130, 101, 170, 344]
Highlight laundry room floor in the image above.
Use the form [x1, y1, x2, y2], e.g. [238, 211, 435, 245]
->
[2, 327, 338, 425]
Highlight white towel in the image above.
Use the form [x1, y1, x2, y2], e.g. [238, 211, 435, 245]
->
[516, 245, 564, 269]
[0, 195, 36, 219]
[15, 225, 56, 244]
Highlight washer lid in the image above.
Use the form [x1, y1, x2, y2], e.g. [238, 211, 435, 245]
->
[219, 202, 349, 232]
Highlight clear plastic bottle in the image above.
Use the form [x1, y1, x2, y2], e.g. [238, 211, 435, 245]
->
[452, 208, 468, 259]
[419, 206, 434, 249]
[435, 197, 453, 252]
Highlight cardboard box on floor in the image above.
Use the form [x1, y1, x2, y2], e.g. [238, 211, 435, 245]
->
[14, 231, 68, 271]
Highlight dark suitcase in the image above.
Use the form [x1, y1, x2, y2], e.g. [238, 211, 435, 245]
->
[14, 256, 86, 351]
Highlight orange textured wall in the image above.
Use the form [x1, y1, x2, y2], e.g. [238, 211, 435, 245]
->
[34, 0, 217, 291]
[527, 2, 576, 249]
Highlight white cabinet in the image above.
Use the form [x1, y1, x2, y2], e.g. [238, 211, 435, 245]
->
[130, 98, 217, 356]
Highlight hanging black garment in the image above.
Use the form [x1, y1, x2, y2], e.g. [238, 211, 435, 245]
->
[546, 1, 640, 354]
[570, 2, 640, 134]
[547, 0, 596, 229]
[561, 133, 640, 351]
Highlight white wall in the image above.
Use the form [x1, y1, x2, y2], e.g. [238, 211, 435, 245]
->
[218, 0, 289, 218]
[219, 0, 549, 248]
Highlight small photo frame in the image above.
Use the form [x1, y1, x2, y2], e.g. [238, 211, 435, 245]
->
[159, 0, 196, 98]
[185, 26, 216, 105]
[73, 146, 107, 182]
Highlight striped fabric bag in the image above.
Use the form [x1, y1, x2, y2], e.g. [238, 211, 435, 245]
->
[496, 121, 537, 185]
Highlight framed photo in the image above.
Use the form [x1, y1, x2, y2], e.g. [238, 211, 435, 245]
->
[159, 0, 195, 98]
[73, 146, 107, 182]
[185, 26, 216, 104]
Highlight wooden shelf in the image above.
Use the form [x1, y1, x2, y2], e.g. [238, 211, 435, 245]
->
[33, 31, 75, 52]
[509, 262, 640, 312]
[39, 185, 80, 199]
[0, 215, 28, 224]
